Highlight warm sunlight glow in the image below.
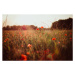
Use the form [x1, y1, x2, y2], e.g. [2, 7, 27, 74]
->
[3, 14, 73, 28]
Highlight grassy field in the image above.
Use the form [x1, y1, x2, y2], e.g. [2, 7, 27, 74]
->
[2, 29, 73, 61]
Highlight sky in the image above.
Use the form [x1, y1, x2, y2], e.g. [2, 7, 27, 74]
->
[2, 14, 73, 28]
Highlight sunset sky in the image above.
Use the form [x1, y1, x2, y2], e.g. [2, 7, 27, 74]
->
[3, 14, 73, 28]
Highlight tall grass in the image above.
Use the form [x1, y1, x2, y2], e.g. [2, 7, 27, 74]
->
[3, 29, 73, 61]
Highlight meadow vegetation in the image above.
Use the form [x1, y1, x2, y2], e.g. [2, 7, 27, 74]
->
[3, 29, 73, 61]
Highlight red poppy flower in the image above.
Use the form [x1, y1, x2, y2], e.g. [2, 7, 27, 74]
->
[52, 38, 56, 40]
[21, 35, 22, 36]
[58, 42, 60, 44]
[70, 33, 72, 34]
[26, 52, 30, 55]
[23, 59, 27, 61]
[70, 38, 72, 40]
[27, 44, 32, 47]
[41, 26, 44, 28]
[12, 35, 14, 37]
[6, 38, 9, 41]
[36, 28, 39, 30]
[44, 50, 48, 54]
[36, 51, 39, 53]
[65, 34, 67, 36]
[4, 40, 6, 42]
[39, 35, 41, 37]
[44, 49, 50, 55]
[21, 38, 24, 40]
[43, 33, 44, 34]
[4, 38, 9, 42]
[46, 49, 50, 52]
[32, 51, 34, 53]
[19, 32, 21, 34]
[21, 44, 23, 47]
[20, 54, 27, 61]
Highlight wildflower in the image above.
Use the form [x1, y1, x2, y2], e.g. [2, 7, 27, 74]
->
[41, 26, 44, 28]
[44, 50, 47, 54]
[58, 42, 60, 44]
[36, 28, 39, 30]
[19, 32, 21, 34]
[4, 40, 6, 42]
[65, 34, 67, 36]
[27, 44, 32, 47]
[6, 38, 9, 41]
[44, 49, 50, 54]
[70, 33, 72, 34]
[4, 38, 9, 42]
[52, 38, 56, 40]
[21, 44, 23, 47]
[36, 51, 39, 53]
[26, 52, 30, 55]
[21, 35, 22, 36]
[46, 49, 50, 52]
[20, 54, 27, 61]
[21, 38, 24, 40]
[23, 59, 27, 61]
[32, 51, 34, 53]
[39, 35, 41, 37]
[12, 35, 14, 37]
[70, 38, 72, 40]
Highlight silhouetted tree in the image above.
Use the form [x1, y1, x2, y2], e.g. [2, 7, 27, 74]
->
[51, 18, 73, 30]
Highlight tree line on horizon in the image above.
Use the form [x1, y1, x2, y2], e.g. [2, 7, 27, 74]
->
[3, 18, 73, 30]
[51, 18, 73, 30]
[3, 25, 38, 30]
